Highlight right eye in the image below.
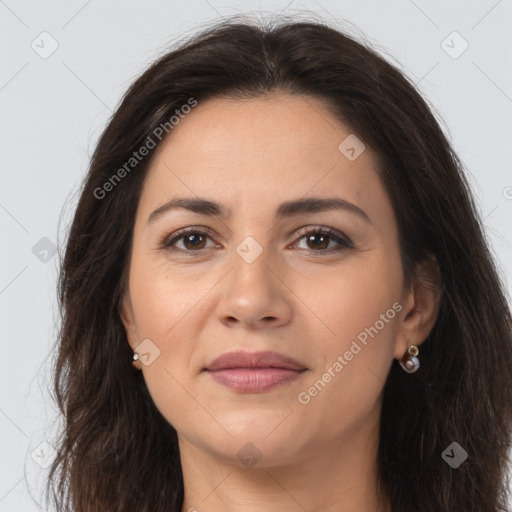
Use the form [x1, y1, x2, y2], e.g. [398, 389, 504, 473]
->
[160, 227, 218, 254]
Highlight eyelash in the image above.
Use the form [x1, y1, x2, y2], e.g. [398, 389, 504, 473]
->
[159, 226, 353, 256]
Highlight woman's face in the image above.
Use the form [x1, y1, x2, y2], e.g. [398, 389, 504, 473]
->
[121, 93, 416, 467]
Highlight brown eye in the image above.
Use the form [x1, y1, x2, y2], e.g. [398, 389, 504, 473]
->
[160, 226, 352, 256]
[304, 233, 330, 250]
[180, 232, 208, 250]
[293, 227, 353, 253]
[161, 228, 216, 253]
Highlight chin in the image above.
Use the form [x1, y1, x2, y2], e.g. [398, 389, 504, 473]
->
[205, 419, 309, 466]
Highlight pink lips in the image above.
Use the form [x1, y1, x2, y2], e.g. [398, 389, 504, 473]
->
[203, 350, 308, 393]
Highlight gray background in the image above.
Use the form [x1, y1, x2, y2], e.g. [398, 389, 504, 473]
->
[1, 0, 511, 510]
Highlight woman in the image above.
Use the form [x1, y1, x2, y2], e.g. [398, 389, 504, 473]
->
[46, 13, 512, 512]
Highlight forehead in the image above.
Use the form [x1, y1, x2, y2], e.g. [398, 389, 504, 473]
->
[137, 93, 391, 226]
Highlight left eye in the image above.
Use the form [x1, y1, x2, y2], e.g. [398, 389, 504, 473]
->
[160, 226, 352, 255]
[293, 228, 352, 252]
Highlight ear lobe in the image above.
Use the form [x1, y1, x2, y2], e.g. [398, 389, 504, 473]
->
[394, 254, 442, 359]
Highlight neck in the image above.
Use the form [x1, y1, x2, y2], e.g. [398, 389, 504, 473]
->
[179, 414, 391, 512]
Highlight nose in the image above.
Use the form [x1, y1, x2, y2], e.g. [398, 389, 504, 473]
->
[214, 241, 293, 330]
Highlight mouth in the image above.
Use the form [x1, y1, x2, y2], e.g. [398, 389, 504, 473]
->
[203, 350, 308, 393]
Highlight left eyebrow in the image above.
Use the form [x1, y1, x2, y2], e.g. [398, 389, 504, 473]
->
[276, 197, 372, 225]
[146, 196, 373, 225]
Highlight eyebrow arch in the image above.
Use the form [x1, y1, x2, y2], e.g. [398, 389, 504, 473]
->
[147, 197, 372, 225]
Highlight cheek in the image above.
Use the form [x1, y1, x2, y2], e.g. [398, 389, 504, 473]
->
[295, 276, 401, 443]
[129, 250, 201, 337]
[130, 275, 198, 368]
[127, 254, 214, 426]
[296, 250, 402, 346]
[298, 250, 402, 405]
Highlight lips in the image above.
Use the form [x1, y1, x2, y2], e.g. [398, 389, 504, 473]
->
[203, 350, 308, 393]
[204, 350, 307, 372]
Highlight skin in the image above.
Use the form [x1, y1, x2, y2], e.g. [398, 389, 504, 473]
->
[120, 93, 440, 512]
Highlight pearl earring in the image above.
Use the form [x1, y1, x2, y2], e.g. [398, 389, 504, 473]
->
[399, 345, 420, 373]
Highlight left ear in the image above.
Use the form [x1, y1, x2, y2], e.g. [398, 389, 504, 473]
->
[394, 253, 442, 360]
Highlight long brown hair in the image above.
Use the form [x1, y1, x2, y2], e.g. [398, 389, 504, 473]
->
[46, 13, 512, 512]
